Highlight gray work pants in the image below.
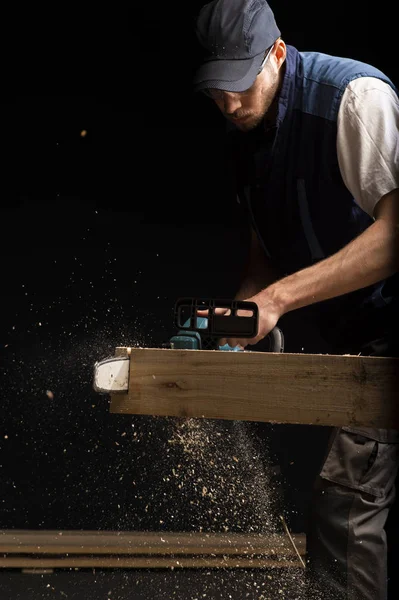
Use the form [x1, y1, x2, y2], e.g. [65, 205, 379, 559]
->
[306, 425, 399, 600]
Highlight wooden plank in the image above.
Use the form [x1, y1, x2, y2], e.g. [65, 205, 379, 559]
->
[0, 530, 306, 569]
[109, 348, 399, 428]
[0, 557, 302, 569]
[0, 530, 305, 556]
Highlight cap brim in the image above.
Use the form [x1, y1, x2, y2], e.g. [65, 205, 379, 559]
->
[193, 51, 264, 93]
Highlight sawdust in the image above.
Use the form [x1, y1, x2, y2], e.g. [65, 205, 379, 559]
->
[153, 417, 315, 599]
[96, 412, 329, 598]
[1, 302, 331, 598]
[165, 418, 281, 535]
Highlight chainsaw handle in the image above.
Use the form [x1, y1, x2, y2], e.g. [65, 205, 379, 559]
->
[174, 298, 285, 353]
[174, 297, 259, 338]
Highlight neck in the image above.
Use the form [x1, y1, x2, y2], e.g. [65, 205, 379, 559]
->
[264, 62, 286, 129]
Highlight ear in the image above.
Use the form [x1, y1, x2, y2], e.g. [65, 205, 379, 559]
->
[273, 38, 287, 71]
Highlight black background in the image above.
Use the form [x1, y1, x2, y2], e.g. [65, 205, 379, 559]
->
[0, 0, 398, 596]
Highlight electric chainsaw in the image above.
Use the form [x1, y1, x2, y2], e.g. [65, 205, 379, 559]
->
[93, 298, 284, 394]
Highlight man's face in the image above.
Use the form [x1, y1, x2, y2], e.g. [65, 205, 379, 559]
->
[206, 43, 285, 132]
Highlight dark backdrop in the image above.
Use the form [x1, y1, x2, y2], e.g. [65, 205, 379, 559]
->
[0, 0, 397, 591]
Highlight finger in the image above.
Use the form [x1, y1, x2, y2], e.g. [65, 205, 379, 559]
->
[245, 336, 259, 346]
[225, 338, 245, 349]
[219, 339, 243, 348]
[236, 339, 247, 349]
[197, 307, 229, 316]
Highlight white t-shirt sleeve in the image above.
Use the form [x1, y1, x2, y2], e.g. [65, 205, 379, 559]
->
[336, 77, 399, 217]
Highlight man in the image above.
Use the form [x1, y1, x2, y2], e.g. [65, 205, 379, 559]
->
[193, 1, 399, 598]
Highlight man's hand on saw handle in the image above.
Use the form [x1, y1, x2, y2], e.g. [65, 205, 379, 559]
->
[197, 292, 281, 349]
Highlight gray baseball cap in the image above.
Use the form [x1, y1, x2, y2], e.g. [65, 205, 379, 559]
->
[194, 0, 280, 93]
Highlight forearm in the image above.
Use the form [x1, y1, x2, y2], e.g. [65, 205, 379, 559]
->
[264, 217, 399, 317]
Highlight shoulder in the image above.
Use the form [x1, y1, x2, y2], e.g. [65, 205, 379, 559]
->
[340, 76, 398, 108]
[339, 77, 399, 127]
[295, 50, 397, 121]
[299, 51, 393, 86]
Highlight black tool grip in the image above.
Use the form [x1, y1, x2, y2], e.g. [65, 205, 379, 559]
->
[174, 297, 284, 352]
[174, 297, 258, 338]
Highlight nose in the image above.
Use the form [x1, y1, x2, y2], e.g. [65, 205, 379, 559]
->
[222, 92, 242, 115]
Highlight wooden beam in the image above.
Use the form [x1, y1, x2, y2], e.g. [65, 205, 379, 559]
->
[109, 348, 399, 428]
[0, 530, 305, 556]
[0, 530, 305, 569]
[0, 556, 303, 569]
[0, 557, 302, 569]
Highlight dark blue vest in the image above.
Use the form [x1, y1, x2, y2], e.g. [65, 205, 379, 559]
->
[230, 45, 398, 351]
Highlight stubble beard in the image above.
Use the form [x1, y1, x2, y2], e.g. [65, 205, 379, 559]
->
[235, 70, 279, 132]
